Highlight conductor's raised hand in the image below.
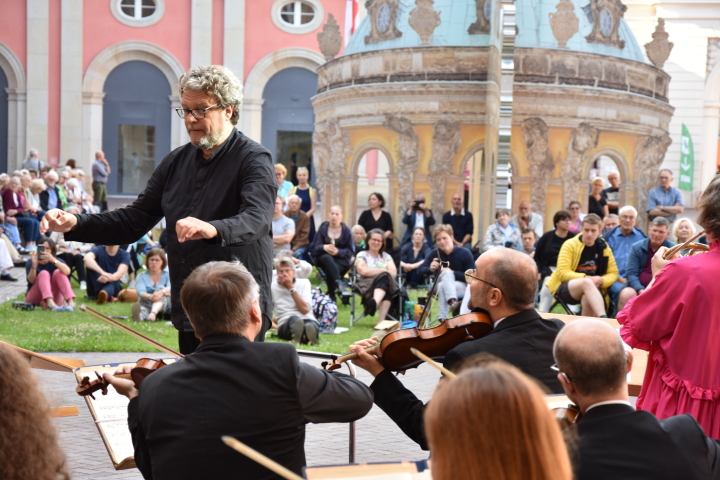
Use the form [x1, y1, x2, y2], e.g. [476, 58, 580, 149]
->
[349, 336, 384, 377]
[176, 217, 218, 243]
[40, 208, 77, 234]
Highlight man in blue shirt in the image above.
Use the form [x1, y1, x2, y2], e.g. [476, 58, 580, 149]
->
[646, 169, 684, 222]
[442, 193, 474, 249]
[84, 245, 131, 303]
[603, 205, 646, 311]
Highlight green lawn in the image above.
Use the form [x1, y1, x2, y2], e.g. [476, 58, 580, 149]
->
[0, 273, 439, 355]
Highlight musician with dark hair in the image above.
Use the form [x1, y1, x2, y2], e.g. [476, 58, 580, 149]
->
[618, 175, 720, 440]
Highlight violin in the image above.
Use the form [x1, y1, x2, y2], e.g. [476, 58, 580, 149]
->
[76, 358, 171, 399]
[326, 263, 493, 372]
[76, 305, 184, 398]
[553, 404, 582, 430]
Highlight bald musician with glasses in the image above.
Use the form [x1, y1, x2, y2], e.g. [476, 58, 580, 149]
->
[349, 248, 565, 450]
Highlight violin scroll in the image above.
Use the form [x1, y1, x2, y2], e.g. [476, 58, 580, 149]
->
[76, 371, 132, 399]
[553, 404, 582, 430]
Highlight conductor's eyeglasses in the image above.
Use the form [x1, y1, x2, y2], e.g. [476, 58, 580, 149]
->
[175, 103, 220, 120]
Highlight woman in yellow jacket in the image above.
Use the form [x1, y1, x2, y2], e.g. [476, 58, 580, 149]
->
[546, 214, 618, 317]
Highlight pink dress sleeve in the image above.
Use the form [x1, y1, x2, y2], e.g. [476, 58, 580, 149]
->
[617, 260, 684, 351]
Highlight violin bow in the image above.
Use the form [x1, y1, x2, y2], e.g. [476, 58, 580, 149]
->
[410, 347, 456, 379]
[417, 255, 448, 329]
[80, 305, 184, 358]
[222, 436, 304, 480]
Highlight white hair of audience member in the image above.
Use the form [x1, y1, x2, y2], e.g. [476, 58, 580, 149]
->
[65, 205, 81, 214]
[29, 178, 46, 191]
[75, 169, 86, 177]
[25, 148, 39, 160]
[351, 224, 366, 234]
[618, 205, 638, 217]
[45, 170, 59, 181]
[272, 250, 312, 280]
[19, 169, 29, 176]
[66, 178, 79, 189]
[671, 217, 697, 242]
[11, 170, 22, 177]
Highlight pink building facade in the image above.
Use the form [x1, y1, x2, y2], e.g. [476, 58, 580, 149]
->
[0, 0, 345, 195]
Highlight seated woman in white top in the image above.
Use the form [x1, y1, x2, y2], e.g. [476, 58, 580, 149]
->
[355, 228, 399, 328]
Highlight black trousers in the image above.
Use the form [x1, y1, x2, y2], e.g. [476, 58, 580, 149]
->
[57, 252, 86, 282]
[314, 253, 348, 301]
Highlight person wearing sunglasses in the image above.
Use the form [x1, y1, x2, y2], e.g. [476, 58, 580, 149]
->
[349, 247, 565, 450]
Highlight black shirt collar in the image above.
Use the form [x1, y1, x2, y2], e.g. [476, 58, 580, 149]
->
[195, 127, 239, 163]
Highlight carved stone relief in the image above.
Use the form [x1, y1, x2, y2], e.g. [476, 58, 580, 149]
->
[585, 0, 627, 49]
[313, 119, 352, 209]
[408, 0, 441, 46]
[633, 132, 672, 229]
[707, 38, 720, 74]
[428, 119, 462, 215]
[384, 115, 420, 218]
[549, 0, 579, 48]
[468, 0, 491, 35]
[365, 0, 403, 45]
[317, 13, 343, 62]
[561, 123, 600, 209]
[521, 118, 555, 217]
[645, 18, 673, 68]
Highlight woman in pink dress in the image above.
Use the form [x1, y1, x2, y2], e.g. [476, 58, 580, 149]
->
[618, 175, 720, 439]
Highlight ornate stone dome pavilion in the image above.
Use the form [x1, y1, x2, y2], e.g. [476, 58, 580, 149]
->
[312, 0, 675, 238]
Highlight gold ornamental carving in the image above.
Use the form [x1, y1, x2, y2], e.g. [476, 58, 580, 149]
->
[365, 0, 403, 45]
[549, 0, 578, 48]
[585, 0, 626, 49]
[408, 0, 441, 46]
[645, 18, 674, 68]
[317, 14, 343, 62]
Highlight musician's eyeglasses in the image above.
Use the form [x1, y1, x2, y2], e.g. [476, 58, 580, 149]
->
[174, 103, 220, 120]
[464, 269, 500, 291]
[551, 364, 575, 383]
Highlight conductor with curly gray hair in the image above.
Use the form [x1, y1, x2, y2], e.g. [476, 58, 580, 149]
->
[41, 65, 277, 353]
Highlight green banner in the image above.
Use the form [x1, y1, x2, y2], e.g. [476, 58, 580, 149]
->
[679, 123, 694, 191]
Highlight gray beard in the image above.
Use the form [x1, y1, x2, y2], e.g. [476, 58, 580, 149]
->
[195, 128, 225, 150]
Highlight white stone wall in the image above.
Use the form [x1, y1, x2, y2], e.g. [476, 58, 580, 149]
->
[625, 1, 720, 204]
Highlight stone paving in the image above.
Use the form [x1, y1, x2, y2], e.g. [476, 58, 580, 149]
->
[35, 351, 440, 479]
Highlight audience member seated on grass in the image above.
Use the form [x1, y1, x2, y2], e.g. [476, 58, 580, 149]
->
[400, 227, 431, 288]
[671, 217, 697, 254]
[352, 224, 366, 252]
[442, 193, 474, 249]
[84, 244, 131, 304]
[355, 229, 399, 328]
[546, 214, 618, 317]
[483, 208, 521, 252]
[132, 248, 171, 322]
[284, 195, 310, 259]
[2, 176, 40, 252]
[0, 343, 72, 480]
[272, 249, 312, 280]
[0, 238, 18, 281]
[46, 228, 92, 291]
[419, 225, 475, 321]
[510, 200, 544, 239]
[309, 205, 353, 303]
[272, 256, 319, 345]
[272, 196, 295, 256]
[401, 193, 435, 246]
[521, 228, 536, 257]
[603, 213, 619, 232]
[618, 217, 674, 312]
[567, 201, 585, 234]
[603, 206, 646, 308]
[25, 238, 75, 311]
[425, 359, 573, 480]
[358, 192, 395, 250]
[588, 177, 610, 219]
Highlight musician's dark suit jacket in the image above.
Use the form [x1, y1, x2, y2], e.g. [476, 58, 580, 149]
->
[371, 308, 564, 450]
[573, 403, 720, 480]
[127, 334, 374, 480]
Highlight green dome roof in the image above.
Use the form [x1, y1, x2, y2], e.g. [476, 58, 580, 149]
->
[343, 0, 646, 64]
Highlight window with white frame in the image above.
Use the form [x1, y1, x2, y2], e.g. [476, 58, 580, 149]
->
[271, 0, 324, 34]
[111, 0, 164, 27]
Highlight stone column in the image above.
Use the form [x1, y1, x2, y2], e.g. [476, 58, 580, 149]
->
[191, 0, 213, 68]
[6, 89, 26, 171]
[26, 0, 49, 164]
[224, 0, 245, 80]
[169, 94, 185, 151]
[701, 103, 720, 192]
[60, 0, 83, 164]
[242, 98, 264, 142]
[81, 92, 104, 178]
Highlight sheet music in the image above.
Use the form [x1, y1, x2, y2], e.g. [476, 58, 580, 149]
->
[98, 419, 136, 462]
